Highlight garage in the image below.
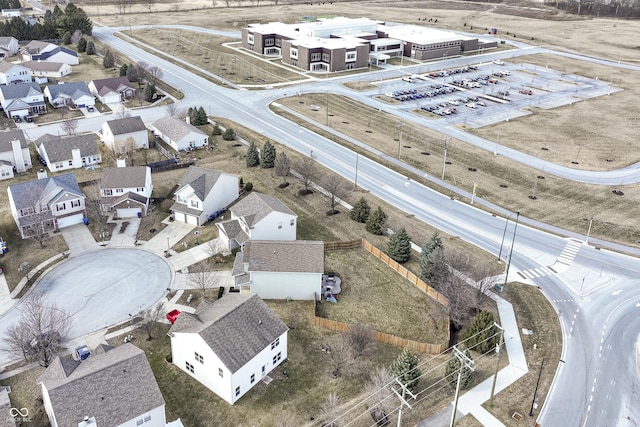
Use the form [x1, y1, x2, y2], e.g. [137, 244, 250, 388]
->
[57, 213, 85, 228]
[116, 207, 141, 218]
[186, 214, 198, 225]
[173, 212, 186, 223]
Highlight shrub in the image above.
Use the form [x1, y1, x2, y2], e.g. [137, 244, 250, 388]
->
[245, 182, 253, 192]
[103, 49, 114, 68]
[211, 124, 222, 135]
[350, 197, 371, 223]
[387, 228, 411, 263]
[366, 206, 387, 235]
[85, 41, 95, 55]
[222, 128, 235, 141]
[77, 37, 87, 53]
[246, 142, 260, 167]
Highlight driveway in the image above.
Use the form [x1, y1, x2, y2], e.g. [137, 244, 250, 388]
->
[142, 220, 196, 256]
[60, 224, 99, 255]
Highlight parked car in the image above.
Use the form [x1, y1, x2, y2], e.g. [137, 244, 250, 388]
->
[493, 59, 505, 65]
[519, 89, 533, 95]
[87, 106, 95, 112]
[74, 345, 91, 361]
[166, 309, 181, 324]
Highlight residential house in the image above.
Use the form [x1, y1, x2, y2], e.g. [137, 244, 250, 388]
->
[44, 81, 95, 108]
[22, 61, 72, 83]
[0, 36, 19, 58]
[168, 293, 288, 405]
[7, 171, 86, 238]
[171, 166, 238, 226]
[101, 116, 149, 152]
[36, 134, 101, 172]
[0, 61, 31, 84]
[100, 163, 152, 217]
[1, 9, 20, 18]
[21, 41, 79, 65]
[232, 239, 324, 300]
[0, 129, 32, 179]
[216, 192, 297, 250]
[0, 81, 45, 118]
[38, 343, 167, 427]
[88, 77, 135, 104]
[151, 116, 208, 151]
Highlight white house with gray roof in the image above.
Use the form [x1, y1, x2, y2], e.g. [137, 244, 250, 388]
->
[22, 60, 72, 83]
[217, 191, 297, 250]
[151, 116, 208, 151]
[38, 343, 168, 427]
[101, 116, 149, 152]
[0, 61, 30, 84]
[171, 166, 238, 226]
[88, 76, 135, 104]
[21, 41, 79, 65]
[232, 240, 324, 300]
[36, 134, 101, 172]
[0, 81, 45, 119]
[44, 81, 94, 108]
[0, 37, 18, 58]
[100, 164, 152, 217]
[168, 293, 288, 405]
[0, 129, 31, 179]
[7, 171, 86, 237]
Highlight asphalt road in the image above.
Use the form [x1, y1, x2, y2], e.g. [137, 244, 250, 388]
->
[86, 24, 640, 426]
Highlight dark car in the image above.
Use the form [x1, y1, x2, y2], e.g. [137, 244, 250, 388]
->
[87, 106, 95, 112]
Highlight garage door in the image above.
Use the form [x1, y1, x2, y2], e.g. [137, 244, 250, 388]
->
[117, 208, 141, 218]
[57, 213, 84, 228]
[173, 212, 186, 223]
[186, 215, 198, 225]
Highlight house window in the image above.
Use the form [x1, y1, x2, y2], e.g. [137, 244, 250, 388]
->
[55, 162, 63, 169]
[115, 188, 124, 194]
[71, 200, 80, 208]
[262, 365, 266, 374]
[290, 219, 295, 226]
[235, 386, 240, 397]
[264, 38, 275, 46]
[185, 361, 195, 374]
[136, 413, 152, 425]
[273, 352, 281, 364]
[195, 352, 203, 364]
[1, 170, 10, 177]
[251, 373, 255, 383]
[219, 368, 223, 378]
[177, 195, 187, 203]
[278, 222, 282, 229]
[68, 160, 73, 166]
[271, 337, 280, 350]
[137, 187, 144, 192]
[56, 203, 66, 212]
[310, 52, 321, 61]
[290, 48, 298, 58]
[346, 51, 357, 62]
[322, 53, 330, 62]
[248, 34, 254, 44]
[190, 200, 199, 208]
[104, 189, 113, 196]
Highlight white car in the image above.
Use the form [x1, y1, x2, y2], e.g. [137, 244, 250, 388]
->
[447, 99, 459, 106]
[493, 59, 505, 65]
[465, 102, 476, 109]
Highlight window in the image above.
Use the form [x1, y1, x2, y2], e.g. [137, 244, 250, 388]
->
[137, 187, 144, 192]
[251, 373, 255, 383]
[271, 337, 280, 350]
[55, 162, 63, 169]
[56, 203, 66, 212]
[1, 170, 10, 177]
[235, 386, 240, 397]
[115, 188, 124, 194]
[310, 52, 321, 61]
[195, 352, 204, 364]
[177, 195, 187, 203]
[71, 200, 81, 208]
[290, 48, 298, 58]
[104, 189, 112, 196]
[262, 365, 266, 374]
[248, 34, 254, 44]
[264, 38, 275, 46]
[219, 368, 224, 378]
[136, 413, 152, 425]
[278, 222, 282, 229]
[185, 361, 194, 374]
[68, 160, 73, 166]
[20, 207, 34, 216]
[272, 352, 281, 365]
[322, 53, 330, 62]
[290, 219, 295, 226]
[190, 200, 199, 208]
[346, 51, 357, 62]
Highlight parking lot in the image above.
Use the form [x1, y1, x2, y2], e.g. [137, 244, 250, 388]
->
[375, 60, 621, 128]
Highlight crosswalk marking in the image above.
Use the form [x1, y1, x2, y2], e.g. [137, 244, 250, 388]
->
[556, 239, 583, 266]
[516, 238, 583, 281]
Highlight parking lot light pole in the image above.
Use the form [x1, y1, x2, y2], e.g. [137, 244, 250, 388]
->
[166, 237, 170, 257]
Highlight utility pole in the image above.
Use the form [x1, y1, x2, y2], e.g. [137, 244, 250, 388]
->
[585, 217, 594, 244]
[441, 136, 451, 181]
[397, 119, 403, 159]
[392, 378, 416, 427]
[529, 358, 545, 417]
[450, 346, 475, 427]
[489, 323, 505, 404]
[502, 210, 521, 290]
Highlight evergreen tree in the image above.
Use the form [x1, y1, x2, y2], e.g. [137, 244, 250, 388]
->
[387, 228, 411, 263]
[274, 152, 290, 185]
[222, 128, 235, 141]
[445, 348, 473, 389]
[85, 41, 95, 55]
[126, 63, 138, 83]
[211, 124, 222, 135]
[260, 140, 276, 168]
[119, 63, 129, 77]
[246, 142, 260, 167]
[366, 206, 387, 235]
[77, 36, 87, 53]
[103, 49, 114, 68]
[196, 107, 208, 125]
[144, 83, 156, 102]
[461, 310, 499, 354]
[62, 30, 71, 45]
[390, 347, 421, 394]
[420, 232, 444, 282]
[350, 197, 371, 223]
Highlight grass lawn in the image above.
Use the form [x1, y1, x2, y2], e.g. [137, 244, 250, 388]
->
[0, 366, 49, 426]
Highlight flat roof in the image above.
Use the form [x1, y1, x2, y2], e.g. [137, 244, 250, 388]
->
[380, 24, 472, 45]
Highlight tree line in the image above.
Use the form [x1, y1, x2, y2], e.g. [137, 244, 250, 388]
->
[545, 0, 640, 18]
[0, 3, 92, 41]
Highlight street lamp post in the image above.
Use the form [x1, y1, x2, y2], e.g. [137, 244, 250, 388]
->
[441, 136, 451, 181]
[166, 237, 170, 257]
[529, 357, 545, 417]
[585, 217, 594, 244]
[354, 153, 359, 189]
[502, 211, 521, 289]
[498, 211, 517, 261]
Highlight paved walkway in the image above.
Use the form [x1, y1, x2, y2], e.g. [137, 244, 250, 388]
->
[168, 237, 231, 272]
[142, 218, 196, 255]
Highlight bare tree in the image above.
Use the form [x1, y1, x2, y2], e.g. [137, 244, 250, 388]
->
[82, 183, 109, 236]
[20, 181, 56, 248]
[434, 250, 474, 329]
[324, 175, 347, 215]
[325, 334, 353, 378]
[365, 367, 394, 425]
[141, 301, 166, 340]
[1, 292, 72, 367]
[468, 265, 499, 310]
[274, 151, 290, 186]
[188, 261, 217, 299]
[346, 322, 375, 358]
[60, 117, 79, 135]
[146, 65, 163, 85]
[144, 0, 155, 12]
[113, 105, 130, 119]
[318, 392, 342, 427]
[297, 156, 317, 195]
[135, 61, 148, 86]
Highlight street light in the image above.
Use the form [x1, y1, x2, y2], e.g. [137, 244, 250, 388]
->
[502, 210, 521, 289]
[529, 358, 545, 417]
[166, 236, 170, 257]
[354, 153, 359, 190]
[498, 211, 517, 261]
[585, 217, 594, 244]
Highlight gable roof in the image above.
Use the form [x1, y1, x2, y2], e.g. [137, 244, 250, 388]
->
[0, 128, 27, 152]
[105, 116, 146, 135]
[31, 46, 78, 61]
[22, 60, 67, 72]
[22, 40, 52, 54]
[231, 192, 296, 228]
[0, 81, 42, 99]
[8, 173, 83, 210]
[46, 82, 91, 101]
[0, 36, 16, 46]
[242, 240, 324, 273]
[152, 116, 207, 142]
[0, 61, 25, 73]
[101, 166, 149, 189]
[176, 166, 231, 201]
[38, 134, 99, 163]
[38, 343, 165, 427]
[170, 294, 288, 373]
[91, 76, 133, 94]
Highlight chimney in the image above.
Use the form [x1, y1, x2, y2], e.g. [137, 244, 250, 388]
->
[37, 169, 47, 179]
[116, 158, 126, 168]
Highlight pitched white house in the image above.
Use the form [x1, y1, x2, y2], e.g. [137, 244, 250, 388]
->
[0, 81, 46, 118]
[151, 116, 208, 151]
[38, 343, 168, 427]
[217, 192, 297, 250]
[171, 166, 238, 226]
[88, 77, 135, 104]
[43, 81, 94, 108]
[21, 41, 79, 65]
[169, 294, 288, 405]
[0, 129, 32, 179]
[7, 171, 86, 238]
[1, 9, 20, 18]
[36, 134, 101, 172]
[101, 116, 149, 152]
[232, 240, 324, 300]
[0, 61, 30, 84]
[22, 60, 71, 82]
[101, 163, 153, 217]
[0, 36, 18, 58]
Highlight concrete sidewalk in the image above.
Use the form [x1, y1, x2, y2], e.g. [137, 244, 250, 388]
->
[141, 218, 195, 255]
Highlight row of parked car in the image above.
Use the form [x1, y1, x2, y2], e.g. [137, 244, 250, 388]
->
[421, 96, 487, 116]
[387, 84, 462, 102]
